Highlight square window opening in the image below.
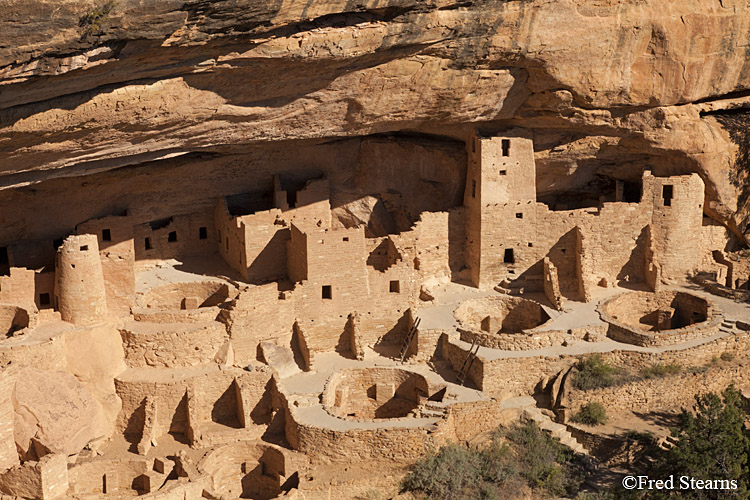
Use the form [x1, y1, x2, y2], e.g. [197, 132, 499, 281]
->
[199, 227, 208, 240]
[499, 170, 507, 175]
[39, 293, 50, 306]
[168, 231, 177, 243]
[102, 229, 111, 241]
[343, 237, 349, 242]
[80, 245, 88, 251]
[662, 185, 673, 207]
[516, 213, 523, 219]
[322, 285, 332, 300]
[503, 248, 515, 264]
[389, 280, 400, 293]
[501, 139, 510, 157]
[528, 242, 533, 247]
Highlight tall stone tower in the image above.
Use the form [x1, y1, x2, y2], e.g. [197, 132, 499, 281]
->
[464, 130, 537, 287]
[645, 171, 706, 280]
[55, 234, 108, 326]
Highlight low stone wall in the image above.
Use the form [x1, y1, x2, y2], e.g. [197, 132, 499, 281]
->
[119, 321, 228, 368]
[137, 280, 234, 310]
[692, 274, 750, 303]
[600, 332, 750, 370]
[132, 306, 223, 324]
[285, 405, 443, 464]
[441, 399, 521, 443]
[568, 363, 746, 415]
[0, 328, 68, 371]
[458, 325, 606, 351]
[599, 291, 722, 347]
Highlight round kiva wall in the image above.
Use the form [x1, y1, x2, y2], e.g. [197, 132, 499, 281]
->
[322, 368, 429, 421]
[137, 280, 234, 311]
[0, 304, 30, 336]
[599, 290, 721, 347]
[454, 295, 551, 334]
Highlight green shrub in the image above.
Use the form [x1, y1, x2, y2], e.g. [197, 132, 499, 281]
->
[79, 1, 116, 38]
[402, 421, 584, 500]
[572, 355, 623, 390]
[720, 351, 736, 361]
[401, 441, 516, 500]
[571, 403, 608, 426]
[505, 421, 583, 497]
[639, 362, 681, 379]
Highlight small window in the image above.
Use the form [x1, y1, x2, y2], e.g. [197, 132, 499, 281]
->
[80, 245, 88, 251]
[499, 170, 507, 175]
[39, 293, 50, 306]
[471, 180, 477, 198]
[501, 139, 510, 157]
[561, 248, 567, 254]
[53, 239, 63, 249]
[662, 185, 673, 207]
[0, 247, 8, 266]
[322, 285, 332, 300]
[199, 227, 208, 240]
[168, 231, 177, 243]
[343, 237, 349, 242]
[503, 248, 515, 264]
[516, 213, 523, 219]
[145, 237, 152, 250]
[101, 229, 111, 241]
[389, 280, 400, 293]
[528, 242, 533, 247]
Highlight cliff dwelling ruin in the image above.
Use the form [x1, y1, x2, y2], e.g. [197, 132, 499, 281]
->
[2, 1, 750, 499]
[0, 128, 747, 499]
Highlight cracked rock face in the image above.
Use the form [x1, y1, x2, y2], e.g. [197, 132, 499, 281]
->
[1, 0, 749, 241]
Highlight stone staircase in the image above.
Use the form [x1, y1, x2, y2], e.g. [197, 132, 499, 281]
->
[523, 406, 588, 455]
[414, 400, 451, 419]
[719, 318, 739, 335]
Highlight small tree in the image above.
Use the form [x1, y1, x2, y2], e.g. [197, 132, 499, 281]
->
[653, 385, 750, 499]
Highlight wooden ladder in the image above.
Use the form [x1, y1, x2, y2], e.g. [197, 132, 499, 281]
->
[399, 317, 421, 362]
[457, 338, 479, 386]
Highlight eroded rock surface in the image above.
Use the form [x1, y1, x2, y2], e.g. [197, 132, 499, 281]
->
[1, 0, 750, 240]
[12, 367, 109, 460]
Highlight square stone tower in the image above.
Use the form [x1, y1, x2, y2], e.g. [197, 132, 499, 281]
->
[464, 130, 537, 287]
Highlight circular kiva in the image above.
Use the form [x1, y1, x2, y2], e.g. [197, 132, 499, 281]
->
[0, 303, 30, 337]
[598, 290, 722, 347]
[322, 368, 430, 421]
[455, 295, 551, 334]
[137, 280, 234, 311]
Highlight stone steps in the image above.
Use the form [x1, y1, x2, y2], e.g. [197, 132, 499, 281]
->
[720, 318, 738, 335]
[523, 407, 588, 455]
